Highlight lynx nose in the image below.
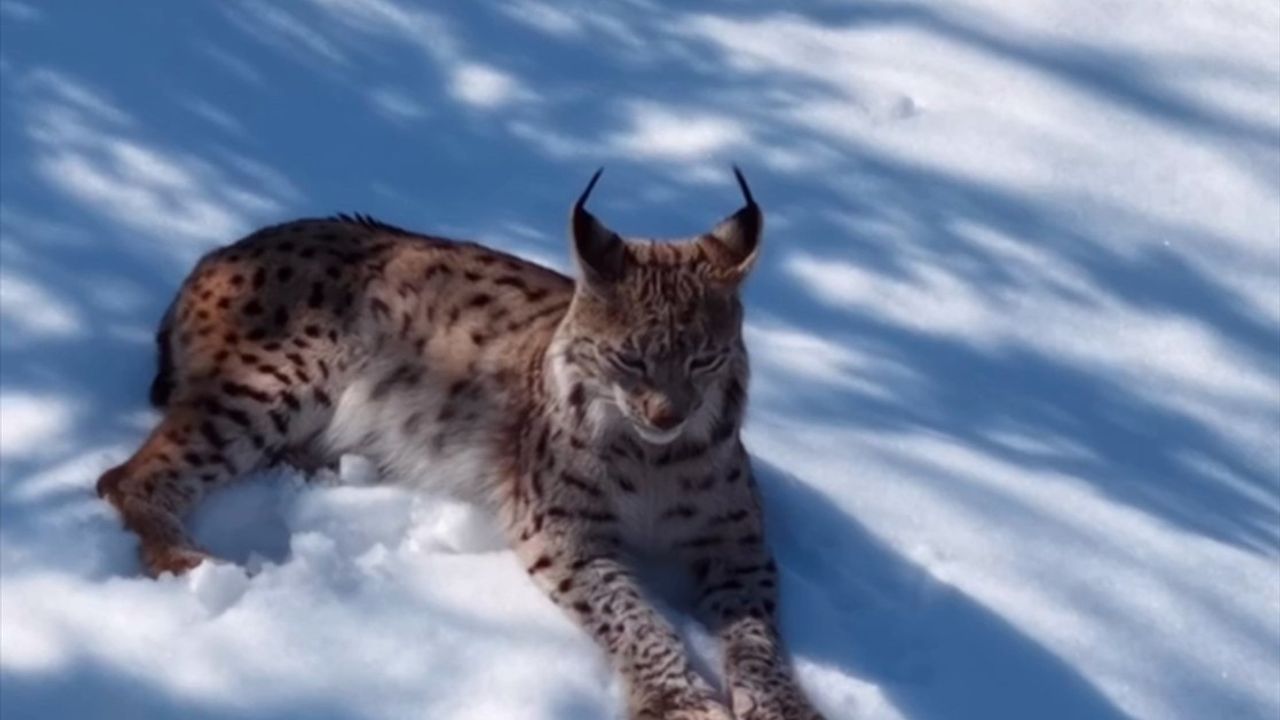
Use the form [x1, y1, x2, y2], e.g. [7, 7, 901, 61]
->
[646, 405, 684, 431]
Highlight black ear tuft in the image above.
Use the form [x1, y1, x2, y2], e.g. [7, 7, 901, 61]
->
[575, 167, 605, 212]
[569, 168, 625, 288]
[700, 166, 764, 284]
[732, 164, 756, 207]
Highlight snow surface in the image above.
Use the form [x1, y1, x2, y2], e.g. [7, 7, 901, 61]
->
[1, 1, 1277, 719]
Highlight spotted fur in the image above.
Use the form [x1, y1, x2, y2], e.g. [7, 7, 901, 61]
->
[97, 169, 822, 720]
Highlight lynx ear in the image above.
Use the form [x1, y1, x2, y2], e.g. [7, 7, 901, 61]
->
[699, 166, 763, 285]
[570, 168, 626, 291]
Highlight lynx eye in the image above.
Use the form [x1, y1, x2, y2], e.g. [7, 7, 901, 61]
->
[688, 353, 724, 374]
[610, 353, 648, 374]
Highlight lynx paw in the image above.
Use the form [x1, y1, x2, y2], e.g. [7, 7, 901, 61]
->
[632, 686, 733, 720]
[633, 705, 732, 720]
[142, 543, 213, 578]
[731, 686, 825, 720]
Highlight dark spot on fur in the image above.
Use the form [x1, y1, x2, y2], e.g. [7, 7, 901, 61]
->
[221, 381, 272, 404]
[711, 509, 750, 525]
[679, 535, 724, 549]
[199, 421, 226, 449]
[494, 276, 527, 292]
[662, 504, 698, 520]
[423, 264, 453, 281]
[561, 472, 602, 498]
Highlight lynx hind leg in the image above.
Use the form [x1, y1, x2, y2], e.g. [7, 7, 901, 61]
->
[98, 372, 334, 575]
[97, 406, 236, 576]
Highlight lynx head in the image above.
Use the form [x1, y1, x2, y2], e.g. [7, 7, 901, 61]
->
[558, 168, 761, 445]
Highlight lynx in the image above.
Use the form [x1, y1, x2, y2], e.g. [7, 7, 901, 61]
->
[97, 168, 824, 720]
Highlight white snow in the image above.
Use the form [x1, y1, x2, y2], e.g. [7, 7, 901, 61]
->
[1, 1, 1277, 719]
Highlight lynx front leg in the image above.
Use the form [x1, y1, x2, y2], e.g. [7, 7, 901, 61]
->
[685, 465, 824, 719]
[694, 550, 822, 720]
[510, 518, 730, 720]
